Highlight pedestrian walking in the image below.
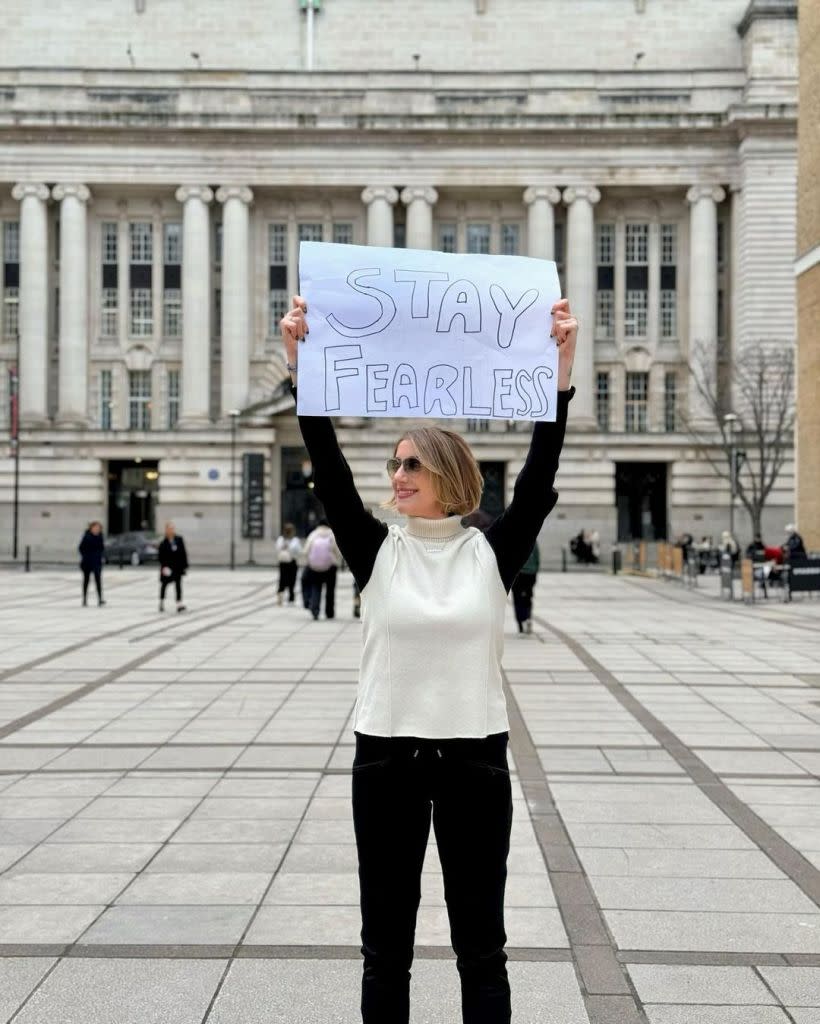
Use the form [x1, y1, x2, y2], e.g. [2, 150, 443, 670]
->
[512, 543, 540, 635]
[280, 292, 577, 1024]
[158, 521, 188, 613]
[275, 522, 302, 604]
[78, 520, 105, 607]
[303, 519, 341, 620]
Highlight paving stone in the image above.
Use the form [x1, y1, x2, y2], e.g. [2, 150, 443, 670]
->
[78, 905, 254, 945]
[146, 842, 287, 873]
[759, 967, 820, 1006]
[606, 910, 820, 954]
[11, 956, 226, 1024]
[643, 1008, 790, 1023]
[578, 848, 784, 878]
[591, 877, 816, 913]
[116, 871, 270, 905]
[0, 872, 133, 904]
[0, 957, 56, 1022]
[0, 905, 102, 943]
[627, 964, 776, 1004]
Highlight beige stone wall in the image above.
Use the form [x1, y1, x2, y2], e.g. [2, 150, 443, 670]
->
[797, 0, 820, 549]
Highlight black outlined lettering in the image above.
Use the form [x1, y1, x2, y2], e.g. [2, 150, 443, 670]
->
[514, 369, 534, 416]
[463, 366, 492, 416]
[326, 269, 397, 338]
[489, 285, 539, 349]
[529, 366, 554, 418]
[392, 363, 419, 410]
[366, 363, 389, 412]
[492, 368, 514, 417]
[394, 269, 449, 318]
[324, 345, 363, 411]
[436, 279, 482, 334]
[424, 364, 459, 416]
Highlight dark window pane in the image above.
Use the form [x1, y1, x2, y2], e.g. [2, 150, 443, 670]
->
[597, 266, 614, 290]
[129, 264, 152, 288]
[660, 266, 677, 289]
[626, 265, 648, 290]
[164, 264, 181, 289]
[269, 265, 287, 289]
[102, 264, 118, 288]
[4, 263, 19, 288]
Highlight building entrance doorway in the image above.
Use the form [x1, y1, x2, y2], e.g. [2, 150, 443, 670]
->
[615, 462, 668, 542]
[107, 460, 159, 535]
[280, 447, 324, 538]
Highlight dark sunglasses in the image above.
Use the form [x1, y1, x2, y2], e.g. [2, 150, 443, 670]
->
[386, 456, 424, 477]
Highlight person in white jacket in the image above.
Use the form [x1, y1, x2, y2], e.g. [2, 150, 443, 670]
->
[275, 522, 302, 605]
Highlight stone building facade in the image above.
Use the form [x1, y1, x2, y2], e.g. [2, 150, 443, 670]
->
[0, 0, 798, 563]
[797, 0, 820, 551]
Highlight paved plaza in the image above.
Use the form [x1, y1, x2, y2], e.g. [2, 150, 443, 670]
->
[0, 567, 818, 1023]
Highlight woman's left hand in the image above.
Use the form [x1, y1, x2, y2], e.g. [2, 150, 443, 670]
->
[551, 298, 578, 392]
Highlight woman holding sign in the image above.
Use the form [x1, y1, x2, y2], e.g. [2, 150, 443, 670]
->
[281, 295, 576, 1024]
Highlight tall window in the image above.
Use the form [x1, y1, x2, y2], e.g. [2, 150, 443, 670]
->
[716, 219, 729, 355]
[664, 371, 677, 432]
[129, 222, 153, 336]
[438, 223, 457, 253]
[332, 222, 354, 245]
[128, 370, 152, 430]
[625, 371, 649, 433]
[466, 223, 491, 254]
[100, 369, 113, 430]
[162, 222, 182, 338]
[213, 222, 222, 342]
[596, 371, 611, 432]
[624, 223, 648, 337]
[268, 223, 288, 336]
[660, 223, 678, 340]
[167, 368, 180, 428]
[554, 221, 565, 288]
[500, 223, 521, 256]
[596, 223, 615, 339]
[99, 222, 118, 339]
[298, 222, 323, 244]
[2, 221, 20, 339]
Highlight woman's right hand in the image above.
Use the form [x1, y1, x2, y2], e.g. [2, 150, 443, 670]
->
[279, 295, 309, 380]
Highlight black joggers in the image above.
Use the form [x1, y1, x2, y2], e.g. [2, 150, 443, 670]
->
[352, 730, 513, 1024]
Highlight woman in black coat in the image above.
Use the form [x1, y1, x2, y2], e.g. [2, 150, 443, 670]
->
[78, 521, 105, 607]
[158, 521, 189, 613]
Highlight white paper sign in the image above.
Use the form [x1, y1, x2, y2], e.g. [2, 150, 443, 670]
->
[297, 241, 561, 422]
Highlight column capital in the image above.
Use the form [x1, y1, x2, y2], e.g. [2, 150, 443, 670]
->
[11, 182, 49, 202]
[562, 186, 601, 206]
[175, 185, 214, 205]
[216, 185, 254, 205]
[400, 186, 438, 207]
[523, 186, 561, 206]
[686, 185, 726, 205]
[52, 183, 91, 203]
[361, 186, 399, 206]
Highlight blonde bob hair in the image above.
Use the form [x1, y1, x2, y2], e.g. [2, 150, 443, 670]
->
[381, 426, 484, 518]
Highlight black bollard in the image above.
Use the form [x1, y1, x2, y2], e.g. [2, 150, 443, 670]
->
[612, 548, 621, 575]
[561, 547, 567, 573]
[119, 548, 124, 570]
[24, 545, 31, 572]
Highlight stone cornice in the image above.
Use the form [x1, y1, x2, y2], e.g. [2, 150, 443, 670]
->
[737, 0, 797, 38]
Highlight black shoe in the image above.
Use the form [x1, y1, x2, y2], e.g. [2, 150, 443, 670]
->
[159, 602, 164, 612]
[98, 600, 106, 606]
[177, 605, 186, 613]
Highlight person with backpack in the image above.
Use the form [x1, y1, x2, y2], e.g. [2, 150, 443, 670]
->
[303, 519, 341, 620]
[281, 292, 577, 1024]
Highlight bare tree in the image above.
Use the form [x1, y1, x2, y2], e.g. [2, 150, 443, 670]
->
[685, 341, 795, 538]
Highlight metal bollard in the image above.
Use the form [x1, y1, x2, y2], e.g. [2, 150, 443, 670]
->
[561, 547, 567, 573]
[612, 548, 621, 575]
[119, 548, 124, 570]
[24, 545, 31, 572]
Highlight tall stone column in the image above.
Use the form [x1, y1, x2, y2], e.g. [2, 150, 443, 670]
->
[563, 186, 601, 424]
[686, 185, 725, 426]
[400, 187, 438, 250]
[523, 186, 561, 260]
[11, 183, 50, 426]
[361, 186, 398, 247]
[216, 186, 253, 417]
[53, 184, 91, 426]
[175, 185, 213, 427]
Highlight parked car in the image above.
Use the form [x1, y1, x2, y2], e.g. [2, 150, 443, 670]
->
[104, 531, 160, 566]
